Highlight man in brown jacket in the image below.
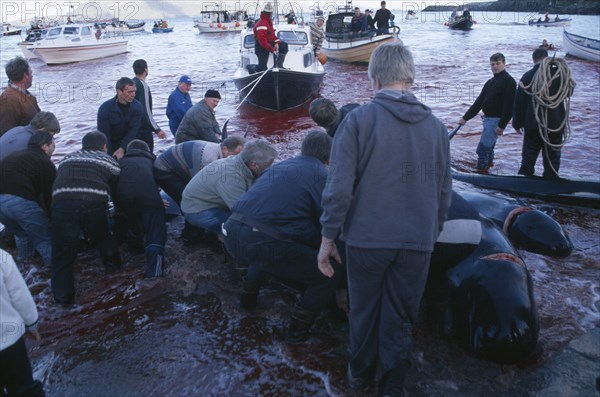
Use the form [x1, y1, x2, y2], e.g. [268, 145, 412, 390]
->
[0, 56, 40, 136]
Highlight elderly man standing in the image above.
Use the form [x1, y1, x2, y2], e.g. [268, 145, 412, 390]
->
[0, 56, 40, 136]
[166, 75, 193, 135]
[0, 111, 60, 161]
[97, 77, 143, 159]
[175, 90, 222, 144]
[181, 140, 276, 238]
[317, 42, 452, 396]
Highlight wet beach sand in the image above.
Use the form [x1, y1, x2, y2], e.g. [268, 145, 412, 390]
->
[0, 10, 598, 396]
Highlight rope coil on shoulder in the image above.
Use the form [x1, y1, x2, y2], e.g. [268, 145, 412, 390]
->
[520, 56, 575, 175]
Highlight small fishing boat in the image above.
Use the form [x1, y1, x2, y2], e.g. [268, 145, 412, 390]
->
[320, 3, 399, 64]
[98, 19, 146, 35]
[563, 30, 600, 62]
[2, 23, 22, 36]
[405, 10, 418, 20]
[528, 17, 571, 27]
[194, 10, 249, 33]
[152, 20, 174, 33]
[31, 23, 128, 65]
[446, 11, 474, 30]
[232, 23, 324, 111]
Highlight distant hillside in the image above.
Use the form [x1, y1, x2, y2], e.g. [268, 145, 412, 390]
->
[423, 0, 600, 15]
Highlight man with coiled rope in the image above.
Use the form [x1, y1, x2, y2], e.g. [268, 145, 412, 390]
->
[512, 48, 575, 179]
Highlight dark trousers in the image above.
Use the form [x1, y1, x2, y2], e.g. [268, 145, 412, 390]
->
[255, 41, 289, 72]
[51, 199, 119, 304]
[153, 168, 188, 207]
[346, 246, 430, 383]
[518, 127, 562, 178]
[0, 336, 45, 397]
[123, 209, 167, 277]
[223, 219, 343, 313]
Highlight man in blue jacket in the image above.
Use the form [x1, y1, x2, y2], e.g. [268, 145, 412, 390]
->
[223, 131, 345, 344]
[97, 77, 143, 159]
[166, 75, 193, 135]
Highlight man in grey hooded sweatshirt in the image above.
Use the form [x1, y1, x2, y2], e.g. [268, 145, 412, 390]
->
[317, 42, 452, 396]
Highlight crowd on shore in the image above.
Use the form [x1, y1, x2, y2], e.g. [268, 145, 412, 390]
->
[0, 21, 572, 394]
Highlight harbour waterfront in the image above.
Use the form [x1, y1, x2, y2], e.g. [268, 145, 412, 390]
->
[1, 10, 599, 396]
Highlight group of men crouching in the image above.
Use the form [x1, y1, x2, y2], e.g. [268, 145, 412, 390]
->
[1, 41, 452, 396]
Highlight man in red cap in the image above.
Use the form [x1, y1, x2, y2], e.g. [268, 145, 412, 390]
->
[253, 2, 288, 71]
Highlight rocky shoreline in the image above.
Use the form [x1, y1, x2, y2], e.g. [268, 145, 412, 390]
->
[423, 0, 600, 15]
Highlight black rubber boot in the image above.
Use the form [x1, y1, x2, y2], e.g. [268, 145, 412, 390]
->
[285, 306, 315, 344]
[239, 282, 259, 311]
[276, 53, 287, 69]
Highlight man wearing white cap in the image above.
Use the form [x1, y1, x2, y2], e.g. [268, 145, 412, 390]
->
[253, 2, 288, 71]
[166, 75, 193, 135]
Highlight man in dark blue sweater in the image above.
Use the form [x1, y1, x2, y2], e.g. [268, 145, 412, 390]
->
[116, 140, 166, 278]
[222, 131, 344, 344]
[459, 53, 516, 172]
[97, 77, 143, 159]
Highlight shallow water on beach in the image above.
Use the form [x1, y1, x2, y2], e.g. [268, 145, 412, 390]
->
[1, 10, 599, 396]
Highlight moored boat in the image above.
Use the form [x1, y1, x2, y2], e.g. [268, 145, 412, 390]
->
[446, 10, 474, 30]
[194, 10, 249, 33]
[232, 23, 324, 111]
[528, 17, 571, 27]
[98, 19, 146, 35]
[563, 30, 600, 62]
[31, 23, 128, 65]
[320, 5, 399, 64]
[2, 23, 22, 36]
[405, 10, 418, 20]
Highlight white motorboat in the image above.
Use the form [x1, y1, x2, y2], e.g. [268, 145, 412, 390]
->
[18, 28, 49, 59]
[31, 23, 128, 65]
[232, 22, 325, 110]
[194, 10, 249, 33]
[563, 30, 600, 62]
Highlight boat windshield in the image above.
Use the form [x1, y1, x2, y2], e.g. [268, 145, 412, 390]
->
[47, 27, 62, 37]
[243, 34, 255, 49]
[277, 30, 308, 45]
[63, 26, 79, 35]
[81, 26, 91, 35]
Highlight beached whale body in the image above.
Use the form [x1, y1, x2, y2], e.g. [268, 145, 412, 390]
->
[428, 192, 539, 364]
[458, 191, 573, 257]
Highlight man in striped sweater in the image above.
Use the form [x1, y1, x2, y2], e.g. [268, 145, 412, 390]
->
[50, 131, 121, 304]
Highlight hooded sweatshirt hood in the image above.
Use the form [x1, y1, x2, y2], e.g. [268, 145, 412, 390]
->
[372, 88, 432, 124]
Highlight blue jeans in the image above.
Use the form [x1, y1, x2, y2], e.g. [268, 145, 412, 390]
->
[476, 117, 500, 169]
[184, 207, 231, 235]
[0, 195, 51, 265]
